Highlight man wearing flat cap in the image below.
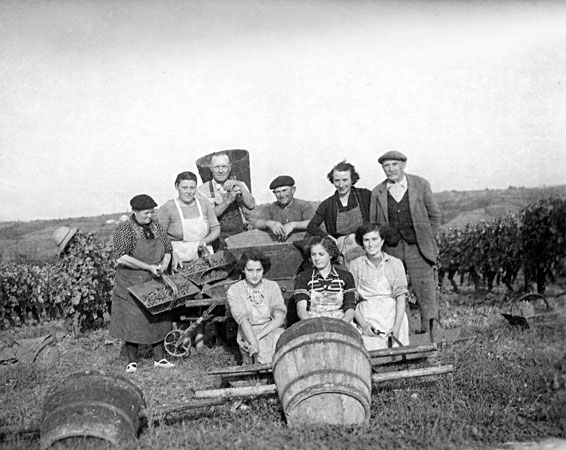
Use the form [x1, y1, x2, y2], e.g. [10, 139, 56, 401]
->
[369, 151, 441, 335]
[250, 175, 314, 242]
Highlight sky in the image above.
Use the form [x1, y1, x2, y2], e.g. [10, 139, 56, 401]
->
[1, 0, 565, 222]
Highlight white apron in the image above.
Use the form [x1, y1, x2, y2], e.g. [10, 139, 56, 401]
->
[355, 262, 409, 350]
[171, 199, 213, 262]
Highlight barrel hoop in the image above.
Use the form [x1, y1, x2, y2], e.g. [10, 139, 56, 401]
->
[41, 400, 138, 435]
[277, 368, 372, 404]
[272, 336, 370, 372]
[284, 384, 371, 420]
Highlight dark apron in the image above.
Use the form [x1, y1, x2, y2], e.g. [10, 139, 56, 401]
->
[210, 181, 246, 246]
[109, 231, 172, 344]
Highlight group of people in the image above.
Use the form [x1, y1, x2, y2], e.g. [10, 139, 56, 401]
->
[102, 149, 440, 372]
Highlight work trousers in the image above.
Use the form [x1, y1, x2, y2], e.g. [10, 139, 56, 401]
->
[384, 240, 439, 332]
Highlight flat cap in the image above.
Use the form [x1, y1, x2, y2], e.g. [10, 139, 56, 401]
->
[269, 175, 295, 190]
[378, 151, 407, 164]
[130, 194, 157, 210]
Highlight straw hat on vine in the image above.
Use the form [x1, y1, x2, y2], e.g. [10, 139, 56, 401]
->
[52, 226, 78, 255]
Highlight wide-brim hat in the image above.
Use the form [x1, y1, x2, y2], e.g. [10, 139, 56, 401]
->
[378, 150, 407, 164]
[52, 226, 78, 255]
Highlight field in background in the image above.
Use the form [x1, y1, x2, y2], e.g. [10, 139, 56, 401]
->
[2, 185, 565, 264]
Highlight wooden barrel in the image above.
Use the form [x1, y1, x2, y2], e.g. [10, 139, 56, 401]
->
[40, 370, 145, 449]
[272, 317, 372, 427]
[195, 149, 252, 192]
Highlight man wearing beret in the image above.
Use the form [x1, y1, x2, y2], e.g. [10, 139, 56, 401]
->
[369, 151, 442, 335]
[250, 175, 314, 242]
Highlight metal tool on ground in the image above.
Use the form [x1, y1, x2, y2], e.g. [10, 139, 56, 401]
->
[164, 300, 220, 357]
[501, 292, 559, 328]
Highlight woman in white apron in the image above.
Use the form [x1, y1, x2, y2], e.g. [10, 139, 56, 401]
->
[156, 171, 220, 270]
[349, 223, 409, 350]
[227, 250, 287, 364]
[156, 171, 220, 352]
[294, 235, 357, 323]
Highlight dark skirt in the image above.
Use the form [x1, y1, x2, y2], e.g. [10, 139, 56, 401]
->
[109, 267, 172, 344]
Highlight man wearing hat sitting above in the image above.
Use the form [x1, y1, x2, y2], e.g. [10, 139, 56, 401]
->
[369, 151, 441, 336]
[250, 175, 314, 242]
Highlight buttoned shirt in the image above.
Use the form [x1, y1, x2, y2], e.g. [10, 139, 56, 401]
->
[387, 176, 408, 203]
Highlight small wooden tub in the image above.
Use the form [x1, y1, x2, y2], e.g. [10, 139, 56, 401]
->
[272, 317, 372, 427]
[40, 370, 145, 449]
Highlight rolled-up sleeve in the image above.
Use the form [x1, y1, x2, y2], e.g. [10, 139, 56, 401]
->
[386, 257, 409, 299]
[113, 222, 136, 259]
[227, 283, 251, 325]
[341, 271, 357, 311]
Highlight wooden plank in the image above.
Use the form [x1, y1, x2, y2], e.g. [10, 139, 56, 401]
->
[371, 365, 453, 383]
[193, 384, 277, 399]
[208, 363, 272, 376]
[208, 344, 439, 377]
[184, 297, 227, 307]
[144, 398, 227, 416]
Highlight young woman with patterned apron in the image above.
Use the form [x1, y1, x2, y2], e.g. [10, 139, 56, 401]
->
[109, 194, 175, 373]
[349, 223, 410, 350]
[294, 235, 357, 323]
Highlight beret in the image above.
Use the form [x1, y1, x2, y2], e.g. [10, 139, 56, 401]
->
[130, 194, 157, 210]
[269, 175, 295, 190]
[378, 151, 407, 164]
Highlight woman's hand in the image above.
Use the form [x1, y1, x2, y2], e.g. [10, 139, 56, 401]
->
[148, 264, 163, 277]
[362, 323, 381, 337]
[237, 334, 259, 356]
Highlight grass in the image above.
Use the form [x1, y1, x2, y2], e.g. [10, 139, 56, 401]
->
[0, 287, 565, 450]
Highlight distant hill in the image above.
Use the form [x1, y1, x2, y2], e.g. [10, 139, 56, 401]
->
[2, 185, 565, 263]
[435, 185, 566, 229]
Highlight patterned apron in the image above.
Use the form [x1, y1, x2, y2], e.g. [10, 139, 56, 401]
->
[355, 262, 409, 350]
[171, 198, 212, 262]
[109, 231, 172, 344]
[309, 272, 345, 320]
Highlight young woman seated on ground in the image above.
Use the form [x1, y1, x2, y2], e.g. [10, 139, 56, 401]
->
[226, 249, 287, 365]
[293, 235, 356, 322]
[349, 222, 409, 350]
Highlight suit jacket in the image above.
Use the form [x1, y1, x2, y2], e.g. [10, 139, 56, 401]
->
[369, 174, 441, 263]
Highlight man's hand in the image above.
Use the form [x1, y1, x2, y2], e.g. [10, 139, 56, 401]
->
[266, 220, 286, 239]
[282, 222, 295, 240]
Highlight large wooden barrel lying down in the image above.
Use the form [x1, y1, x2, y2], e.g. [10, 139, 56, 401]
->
[40, 370, 145, 449]
[272, 317, 372, 427]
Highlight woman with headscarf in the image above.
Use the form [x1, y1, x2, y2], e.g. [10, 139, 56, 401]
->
[109, 194, 176, 373]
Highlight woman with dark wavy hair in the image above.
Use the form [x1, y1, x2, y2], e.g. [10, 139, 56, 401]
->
[293, 235, 357, 322]
[226, 249, 287, 364]
[350, 223, 409, 350]
[305, 161, 371, 267]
